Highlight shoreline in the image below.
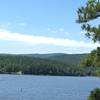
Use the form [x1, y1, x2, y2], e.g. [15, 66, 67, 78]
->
[0, 73, 99, 78]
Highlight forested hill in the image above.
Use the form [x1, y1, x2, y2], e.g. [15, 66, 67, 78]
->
[20, 53, 88, 65]
[0, 53, 95, 76]
[0, 53, 87, 65]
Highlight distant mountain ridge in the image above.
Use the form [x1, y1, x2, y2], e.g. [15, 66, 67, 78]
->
[24, 53, 88, 65]
[0, 53, 88, 65]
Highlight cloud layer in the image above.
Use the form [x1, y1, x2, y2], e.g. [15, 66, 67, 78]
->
[0, 29, 99, 49]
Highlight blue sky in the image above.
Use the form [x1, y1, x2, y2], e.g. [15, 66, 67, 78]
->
[0, 0, 99, 54]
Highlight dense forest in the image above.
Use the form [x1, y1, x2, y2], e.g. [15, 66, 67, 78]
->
[23, 53, 87, 65]
[76, 0, 100, 99]
[0, 54, 99, 76]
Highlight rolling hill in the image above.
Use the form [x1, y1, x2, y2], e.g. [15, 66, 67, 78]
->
[0, 53, 88, 65]
[0, 53, 97, 76]
[21, 53, 88, 65]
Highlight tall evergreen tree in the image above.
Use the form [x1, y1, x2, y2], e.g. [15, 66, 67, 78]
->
[76, 0, 100, 42]
[88, 88, 100, 100]
[77, 0, 100, 67]
[76, 1, 100, 100]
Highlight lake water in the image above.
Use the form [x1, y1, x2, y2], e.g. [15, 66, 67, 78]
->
[0, 75, 100, 100]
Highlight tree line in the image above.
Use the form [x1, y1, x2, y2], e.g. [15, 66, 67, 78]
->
[76, 0, 100, 99]
[0, 55, 99, 76]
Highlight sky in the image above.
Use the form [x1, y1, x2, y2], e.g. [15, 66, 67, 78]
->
[0, 0, 99, 54]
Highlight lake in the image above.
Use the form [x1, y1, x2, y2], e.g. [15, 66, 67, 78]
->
[0, 75, 100, 100]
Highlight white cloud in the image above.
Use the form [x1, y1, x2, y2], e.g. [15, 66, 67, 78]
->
[7, 22, 12, 26]
[0, 29, 99, 49]
[47, 28, 58, 33]
[47, 28, 51, 31]
[0, 22, 12, 29]
[18, 23, 26, 26]
[59, 28, 64, 32]
[48, 28, 69, 35]
[51, 30, 58, 34]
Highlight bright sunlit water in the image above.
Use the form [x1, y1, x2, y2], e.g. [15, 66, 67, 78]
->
[0, 74, 100, 100]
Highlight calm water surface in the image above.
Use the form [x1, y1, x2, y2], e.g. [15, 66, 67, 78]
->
[0, 74, 100, 100]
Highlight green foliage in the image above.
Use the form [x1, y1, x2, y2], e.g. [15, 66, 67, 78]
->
[88, 88, 100, 100]
[76, 0, 100, 42]
[77, 2, 100, 99]
[23, 53, 87, 65]
[0, 54, 97, 76]
[80, 47, 100, 68]
[0, 55, 80, 76]
[95, 69, 100, 77]
[77, 0, 100, 77]
[80, 49, 96, 67]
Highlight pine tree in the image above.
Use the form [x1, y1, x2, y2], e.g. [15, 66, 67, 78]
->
[77, 0, 100, 68]
[76, 0, 100, 42]
[76, 1, 100, 99]
[88, 88, 100, 100]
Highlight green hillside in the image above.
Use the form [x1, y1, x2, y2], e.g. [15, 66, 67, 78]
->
[0, 53, 88, 66]
[0, 55, 79, 76]
[21, 53, 88, 65]
[0, 53, 99, 76]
